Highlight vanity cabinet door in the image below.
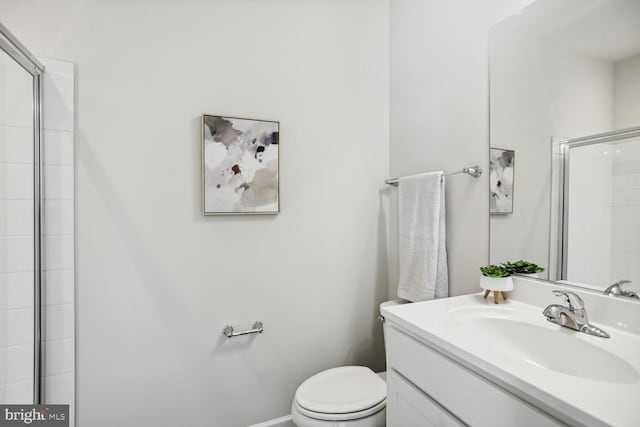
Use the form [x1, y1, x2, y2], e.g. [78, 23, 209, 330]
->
[386, 326, 563, 427]
[387, 370, 464, 427]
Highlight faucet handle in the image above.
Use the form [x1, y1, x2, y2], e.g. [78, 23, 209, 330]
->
[552, 290, 584, 311]
[604, 280, 632, 297]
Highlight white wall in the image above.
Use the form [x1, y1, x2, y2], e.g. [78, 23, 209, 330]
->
[389, 0, 534, 297]
[613, 53, 640, 130]
[489, 27, 614, 275]
[0, 1, 389, 426]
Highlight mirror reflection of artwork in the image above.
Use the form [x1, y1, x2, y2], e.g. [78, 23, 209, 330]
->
[489, 148, 514, 214]
[201, 115, 279, 215]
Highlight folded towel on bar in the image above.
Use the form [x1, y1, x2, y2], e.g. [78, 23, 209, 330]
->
[397, 172, 449, 302]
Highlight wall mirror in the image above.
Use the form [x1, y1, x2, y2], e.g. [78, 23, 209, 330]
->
[489, 0, 640, 298]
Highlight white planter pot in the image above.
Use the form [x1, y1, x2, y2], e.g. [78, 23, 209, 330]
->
[479, 275, 514, 292]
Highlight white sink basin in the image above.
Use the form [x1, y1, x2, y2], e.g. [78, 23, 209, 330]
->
[381, 286, 640, 427]
[449, 310, 638, 383]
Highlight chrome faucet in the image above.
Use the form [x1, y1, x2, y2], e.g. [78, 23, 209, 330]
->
[542, 290, 610, 338]
[604, 280, 639, 299]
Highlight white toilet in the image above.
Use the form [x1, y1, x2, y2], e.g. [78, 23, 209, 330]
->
[291, 299, 407, 427]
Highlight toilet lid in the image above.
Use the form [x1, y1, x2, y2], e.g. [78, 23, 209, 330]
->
[294, 366, 386, 415]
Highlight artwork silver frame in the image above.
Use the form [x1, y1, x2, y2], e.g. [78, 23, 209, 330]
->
[201, 114, 280, 215]
[489, 147, 514, 214]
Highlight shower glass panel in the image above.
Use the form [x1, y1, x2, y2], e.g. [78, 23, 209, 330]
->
[0, 45, 36, 402]
[563, 130, 640, 295]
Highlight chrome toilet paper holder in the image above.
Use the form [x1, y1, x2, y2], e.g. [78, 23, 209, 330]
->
[223, 321, 264, 338]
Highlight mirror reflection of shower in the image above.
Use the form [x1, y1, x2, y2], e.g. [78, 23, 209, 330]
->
[552, 128, 640, 297]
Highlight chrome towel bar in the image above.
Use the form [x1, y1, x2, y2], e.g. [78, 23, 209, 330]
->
[223, 321, 264, 338]
[385, 165, 482, 186]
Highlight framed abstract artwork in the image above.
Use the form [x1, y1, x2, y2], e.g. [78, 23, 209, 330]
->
[201, 115, 279, 215]
[489, 147, 514, 214]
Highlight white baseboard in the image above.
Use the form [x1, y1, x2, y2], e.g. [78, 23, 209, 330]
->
[248, 414, 294, 427]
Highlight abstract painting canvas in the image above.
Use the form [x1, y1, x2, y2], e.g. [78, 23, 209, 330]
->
[202, 115, 279, 214]
[489, 148, 514, 214]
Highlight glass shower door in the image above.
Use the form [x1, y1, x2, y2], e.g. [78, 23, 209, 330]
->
[0, 48, 36, 403]
[565, 134, 640, 292]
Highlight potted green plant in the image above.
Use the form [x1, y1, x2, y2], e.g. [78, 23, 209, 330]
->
[502, 260, 544, 278]
[479, 265, 513, 303]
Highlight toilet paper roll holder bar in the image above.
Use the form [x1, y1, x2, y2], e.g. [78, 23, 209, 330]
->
[223, 321, 264, 338]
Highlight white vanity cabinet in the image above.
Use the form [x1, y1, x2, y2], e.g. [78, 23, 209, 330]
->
[385, 325, 563, 427]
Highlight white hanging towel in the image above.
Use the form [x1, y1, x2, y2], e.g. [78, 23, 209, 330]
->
[397, 172, 449, 302]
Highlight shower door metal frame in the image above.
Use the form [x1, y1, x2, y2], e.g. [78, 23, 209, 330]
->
[0, 21, 45, 404]
[556, 125, 640, 280]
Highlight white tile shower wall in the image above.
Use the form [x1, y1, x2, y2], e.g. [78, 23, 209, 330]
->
[41, 59, 75, 427]
[0, 52, 35, 403]
[610, 138, 640, 295]
[566, 144, 613, 286]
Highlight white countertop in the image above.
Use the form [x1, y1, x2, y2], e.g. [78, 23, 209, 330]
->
[381, 292, 640, 427]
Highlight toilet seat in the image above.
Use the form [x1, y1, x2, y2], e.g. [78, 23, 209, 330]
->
[293, 366, 386, 422]
[294, 397, 386, 421]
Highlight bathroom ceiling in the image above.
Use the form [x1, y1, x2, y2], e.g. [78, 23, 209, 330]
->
[505, 0, 640, 63]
